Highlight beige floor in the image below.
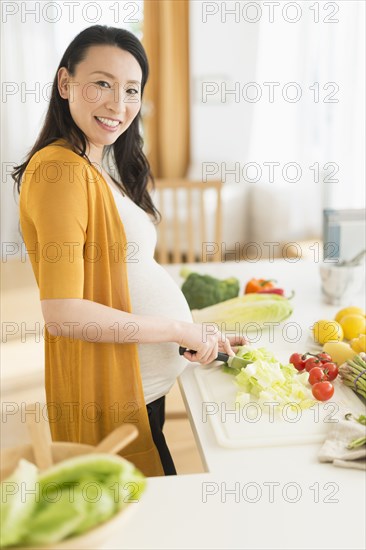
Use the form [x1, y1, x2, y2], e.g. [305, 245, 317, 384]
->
[164, 382, 205, 474]
[164, 418, 205, 474]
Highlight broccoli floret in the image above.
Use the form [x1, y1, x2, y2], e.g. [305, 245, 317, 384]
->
[180, 270, 240, 310]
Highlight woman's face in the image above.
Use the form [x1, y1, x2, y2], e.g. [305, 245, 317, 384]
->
[58, 45, 142, 150]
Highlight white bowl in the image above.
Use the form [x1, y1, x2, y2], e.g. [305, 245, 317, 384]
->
[1, 444, 143, 550]
[319, 263, 365, 306]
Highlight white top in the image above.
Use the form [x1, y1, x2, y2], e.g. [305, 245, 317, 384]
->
[106, 179, 193, 405]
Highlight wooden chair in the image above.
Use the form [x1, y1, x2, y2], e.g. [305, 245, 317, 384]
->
[153, 178, 222, 264]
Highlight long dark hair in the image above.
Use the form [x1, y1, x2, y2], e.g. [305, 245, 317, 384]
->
[12, 25, 160, 222]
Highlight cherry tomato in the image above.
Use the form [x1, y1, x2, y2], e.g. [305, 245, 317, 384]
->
[305, 357, 322, 372]
[312, 381, 334, 401]
[315, 352, 332, 364]
[308, 367, 326, 385]
[321, 362, 339, 381]
[289, 353, 307, 371]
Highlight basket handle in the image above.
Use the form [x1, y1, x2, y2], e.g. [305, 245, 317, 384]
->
[25, 403, 53, 471]
[94, 424, 138, 455]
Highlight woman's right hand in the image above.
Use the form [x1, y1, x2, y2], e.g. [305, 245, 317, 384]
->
[174, 321, 235, 365]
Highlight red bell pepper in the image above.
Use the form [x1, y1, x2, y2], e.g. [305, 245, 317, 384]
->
[257, 288, 285, 296]
[257, 288, 295, 299]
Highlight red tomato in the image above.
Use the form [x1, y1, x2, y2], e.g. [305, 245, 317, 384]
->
[305, 357, 322, 372]
[316, 352, 332, 364]
[321, 362, 339, 381]
[289, 353, 307, 371]
[312, 381, 335, 401]
[308, 367, 326, 385]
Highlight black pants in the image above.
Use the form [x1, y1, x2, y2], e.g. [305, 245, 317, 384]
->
[146, 395, 177, 475]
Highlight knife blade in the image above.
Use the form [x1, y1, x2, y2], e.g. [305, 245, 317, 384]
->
[178, 346, 249, 370]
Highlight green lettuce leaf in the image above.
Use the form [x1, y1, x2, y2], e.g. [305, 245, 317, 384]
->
[0, 453, 147, 547]
[37, 453, 132, 488]
[72, 479, 117, 535]
[20, 489, 87, 545]
[0, 459, 39, 547]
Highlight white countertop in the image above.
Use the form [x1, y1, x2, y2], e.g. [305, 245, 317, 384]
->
[103, 467, 364, 550]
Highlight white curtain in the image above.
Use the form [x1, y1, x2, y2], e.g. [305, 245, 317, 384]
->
[1, 1, 143, 257]
[246, 0, 365, 242]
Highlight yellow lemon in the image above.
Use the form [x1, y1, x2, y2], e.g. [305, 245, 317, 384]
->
[350, 334, 366, 353]
[339, 314, 366, 340]
[335, 306, 365, 323]
[323, 341, 357, 364]
[312, 320, 343, 345]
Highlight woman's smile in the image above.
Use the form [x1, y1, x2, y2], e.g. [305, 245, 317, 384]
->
[94, 115, 122, 132]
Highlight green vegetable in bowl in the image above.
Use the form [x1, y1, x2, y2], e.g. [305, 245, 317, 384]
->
[180, 268, 240, 310]
[192, 293, 293, 329]
[21, 489, 88, 545]
[0, 459, 39, 547]
[0, 453, 146, 547]
[66, 481, 116, 537]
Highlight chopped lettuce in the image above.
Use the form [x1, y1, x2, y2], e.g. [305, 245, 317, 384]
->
[222, 345, 281, 376]
[224, 345, 315, 411]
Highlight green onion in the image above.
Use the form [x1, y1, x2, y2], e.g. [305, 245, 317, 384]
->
[344, 413, 366, 449]
[347, 436, 366, 450]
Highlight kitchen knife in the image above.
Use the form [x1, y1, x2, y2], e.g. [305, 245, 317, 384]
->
[179, 346, 249, 370]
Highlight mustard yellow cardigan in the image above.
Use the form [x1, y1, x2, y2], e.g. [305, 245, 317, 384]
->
[19, 138, 164, 476]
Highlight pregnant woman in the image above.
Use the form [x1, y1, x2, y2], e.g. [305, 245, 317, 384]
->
[13, 25, 243, 476]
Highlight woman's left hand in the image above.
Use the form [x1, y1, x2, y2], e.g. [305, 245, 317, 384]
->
[218, 335, 248, 355]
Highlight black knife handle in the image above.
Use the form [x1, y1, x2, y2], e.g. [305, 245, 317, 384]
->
[179, 346, 229, 362]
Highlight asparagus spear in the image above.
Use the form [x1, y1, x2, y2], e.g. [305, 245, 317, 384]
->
[339, 354, 366, 398]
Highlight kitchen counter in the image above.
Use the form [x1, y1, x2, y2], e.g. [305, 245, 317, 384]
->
[173, 259, 365, 473]
[3, 258, 366, 549]
[105, 258, 365, 550]
[108, 260, 365, 549]
[103, 466, 364, 550]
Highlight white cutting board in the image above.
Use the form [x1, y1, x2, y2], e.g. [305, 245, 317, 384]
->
[194, 365, 365, 448]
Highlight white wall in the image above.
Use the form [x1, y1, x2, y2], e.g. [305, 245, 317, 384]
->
[187, 0, 365, 247]
[188, 1, 261, 247]
[189, 3, 260, 167]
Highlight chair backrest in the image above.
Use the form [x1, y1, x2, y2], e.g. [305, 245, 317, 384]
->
[153, 178, 222, 263]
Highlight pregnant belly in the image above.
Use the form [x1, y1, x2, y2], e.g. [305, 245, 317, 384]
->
[126, 260, 193, 404]
[137, 340, 188, 403]
[127, 260, 192, 322]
